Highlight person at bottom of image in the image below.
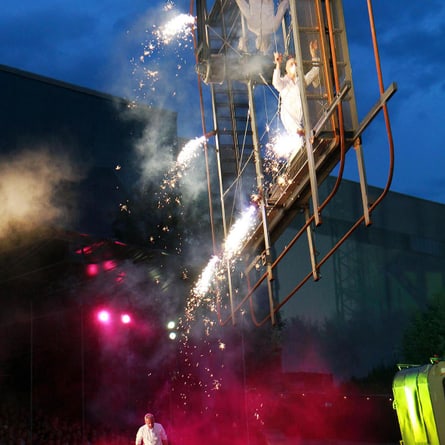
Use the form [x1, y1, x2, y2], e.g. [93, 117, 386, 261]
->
[135, 413, 168, 445]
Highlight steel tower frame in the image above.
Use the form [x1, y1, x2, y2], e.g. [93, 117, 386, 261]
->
[193, 0, 396, 326]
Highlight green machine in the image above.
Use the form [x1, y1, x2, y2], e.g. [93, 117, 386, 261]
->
[393, 360, 445, 444]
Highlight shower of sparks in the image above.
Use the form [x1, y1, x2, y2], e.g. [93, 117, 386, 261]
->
[263, 132, 305, 189]
[176, 205, 261, 410]
[177, 204, 260, 396]
[164, 135, 204, 188]
[193, 255, 220, 298]
[187, 204, 259, 310]
[267, 132, 303, 160]
[139, 12, 195, 61]
[128, 5, 228, 416]
[223, 205, 258, 261]
[132, 7, 195, 105]
[157, 135, 206, 209]
[166, 130, 296, 411]
[154, 13, 196, 45]
[176, 135, 206, 170]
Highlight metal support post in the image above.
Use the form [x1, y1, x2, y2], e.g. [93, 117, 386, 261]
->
[246, 79, 276, 325]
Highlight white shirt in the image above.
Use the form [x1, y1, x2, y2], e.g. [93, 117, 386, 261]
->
[135, 423, 167, 445]
[272, 61, 319, 135]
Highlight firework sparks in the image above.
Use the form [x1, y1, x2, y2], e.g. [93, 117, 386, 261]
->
[188, 204, 259, 305]
[157, 135, 206, 209]
[128, 5, 227, 418]
[155, 13, 195, 44]
[163, 0, 175, 11]
[223, 205, 258, 261]
[263, 132, 305, 189]
[193, 255, 220, 298]
[177, 207, 260, 412]
[267, 132, 303, 160]
[132, 6, 195, 104]
[176, 135, 206, 169]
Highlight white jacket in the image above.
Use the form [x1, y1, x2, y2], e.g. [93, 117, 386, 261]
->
[272, 61, 319, 134]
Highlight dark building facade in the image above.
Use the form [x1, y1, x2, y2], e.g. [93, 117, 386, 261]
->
[276, 177, 445, 379]
[0, 64, 177, 239]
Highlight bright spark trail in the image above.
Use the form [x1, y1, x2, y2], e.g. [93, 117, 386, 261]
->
[267, 132, 303, 160]
[130, 5, 263, 415]
[163, 135, 206, 188]
[222, 204, 258, 261]
[157, 135, 207, 209]
[177, 204, 259, 409]
[190, 204, 259, 300]
[176, 135, 206, 169]
[192, 255, 220, 300]
[154, 13, 196, 45]
[132, 7, 195, 104]
[263, 131, 305, 189]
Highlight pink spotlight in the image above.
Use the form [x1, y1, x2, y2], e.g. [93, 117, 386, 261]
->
[121, 313, 131, 324]
[102, 260, 117, 271]
[97, 309, 111, 324]
[86, 263, 100, 277]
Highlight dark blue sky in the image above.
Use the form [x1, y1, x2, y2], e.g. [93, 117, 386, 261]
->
[1, 0, 444, 203]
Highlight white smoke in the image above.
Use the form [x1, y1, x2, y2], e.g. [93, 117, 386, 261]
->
[0, 148, 80, 237]
[133, 113, 176, 183]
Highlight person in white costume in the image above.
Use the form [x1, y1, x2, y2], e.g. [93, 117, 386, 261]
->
[135, 413, 168, 445]
[235, 0, 289, 53]
[272, 40, 320, 138]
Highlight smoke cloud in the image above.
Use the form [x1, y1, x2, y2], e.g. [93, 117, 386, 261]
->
[0, 147, 81, 238]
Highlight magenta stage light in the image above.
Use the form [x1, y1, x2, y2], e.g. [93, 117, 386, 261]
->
[86, 263, 100, 277]
[121, 313, 131, 324]
[102, 260, 117, 271]
[97, 309, 111, 323]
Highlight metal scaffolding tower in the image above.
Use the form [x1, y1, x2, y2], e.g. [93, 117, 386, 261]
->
[193, 0, 396, 326]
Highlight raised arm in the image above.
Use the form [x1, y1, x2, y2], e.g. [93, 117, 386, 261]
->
[304, 40, 320, 87]
[272, 52, 285, 91]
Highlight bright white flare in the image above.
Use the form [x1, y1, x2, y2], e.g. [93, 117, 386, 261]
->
[134, 9, 195, 102]
[176, 136, 206, 169]
[269, 133, 303, 160]
[160, 136, 206, 194]
[155, 13, 195, 44]
[193, 255, 220, 297]
[223, 205, 258, 261]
